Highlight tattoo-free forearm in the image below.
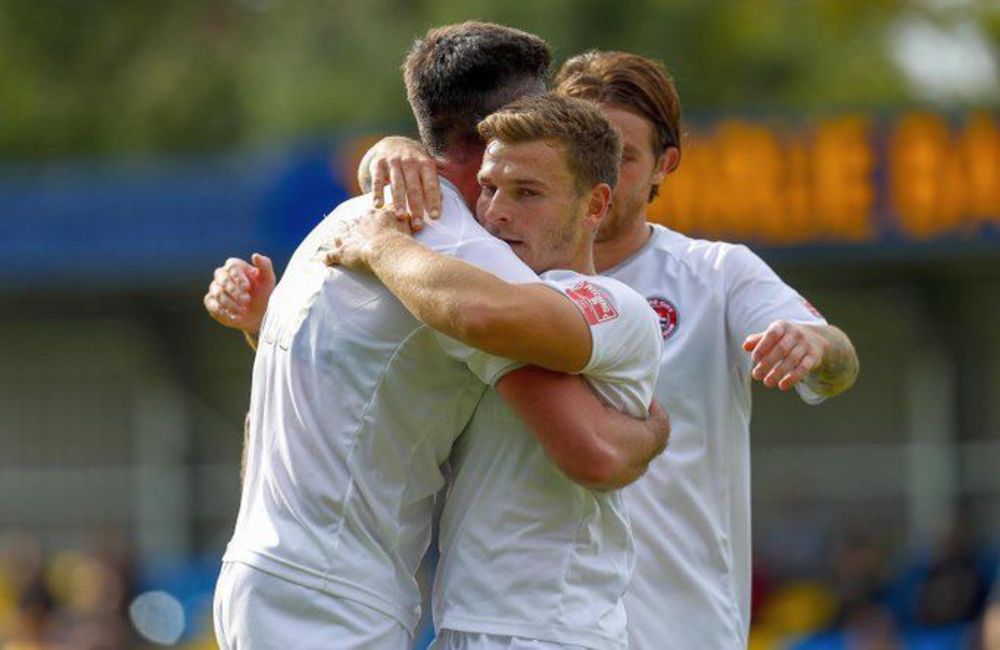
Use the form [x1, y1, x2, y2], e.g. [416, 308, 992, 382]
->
[365, 231, 591, 372]
[804, 325, 859, 397]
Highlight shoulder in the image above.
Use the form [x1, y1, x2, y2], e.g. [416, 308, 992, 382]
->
[643, 226, 777, 294]
[648, 225, 752, 274]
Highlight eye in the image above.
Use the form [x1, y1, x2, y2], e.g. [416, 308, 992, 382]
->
[480, 182, 496, 197]
[517, 188, 539, 198]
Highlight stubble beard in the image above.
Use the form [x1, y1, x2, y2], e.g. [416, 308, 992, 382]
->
[596, 191, 644, 244]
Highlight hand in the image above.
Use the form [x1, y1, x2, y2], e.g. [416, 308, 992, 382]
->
[743, 320, 828, 391]
[644, 400, 671, 456]
[362, 136, 442, 229]
[203, 253, 276, 335]
[323, 207, 409, 272]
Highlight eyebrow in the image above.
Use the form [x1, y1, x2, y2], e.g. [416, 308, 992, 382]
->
[508, 176, 549, 190]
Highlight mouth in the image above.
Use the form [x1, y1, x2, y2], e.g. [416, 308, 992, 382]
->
[500, 238, 523, 247]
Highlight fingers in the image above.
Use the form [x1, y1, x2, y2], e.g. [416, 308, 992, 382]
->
[204, 285, 243, 327]
[742, 332, 763, 352]
[371, 160, 389, 209]
[401, 162, 425, 228]
[778, 353, 817, 391]
[752, 336, 796, 382]
[748, 321, 787, 366]
[646, 399, 671, 453]
[251, 253, 276, 286]
[323, 237, 345, 267]
[213, 267, 250, 307]
[763, 341, 807, 388]
[388, 159, 407, 217]
[419, 161, 442, 219]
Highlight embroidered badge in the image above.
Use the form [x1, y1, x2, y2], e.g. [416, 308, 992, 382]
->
[647, 297, 679, 339]
[565, 281, 619, 325]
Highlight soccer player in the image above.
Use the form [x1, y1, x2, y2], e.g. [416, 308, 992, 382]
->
[326, 93, 663, 649]
[345, 52, 861, 649]
[211, 26, 667, 650]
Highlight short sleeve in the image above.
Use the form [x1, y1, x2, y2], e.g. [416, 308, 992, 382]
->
[724, 244, 826, 342]
[723, 244, 829, 404]
[540, 272, 662, 418]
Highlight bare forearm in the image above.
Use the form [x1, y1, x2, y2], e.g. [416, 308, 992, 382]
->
[804, 325, 859, 397]
[367, 231, 511, 341]
[590, 406, 668, 488]
[366, 231, 589, 372]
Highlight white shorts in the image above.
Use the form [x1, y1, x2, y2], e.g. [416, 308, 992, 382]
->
[213, 561, 410, 650]
[431, 630, 590, 650]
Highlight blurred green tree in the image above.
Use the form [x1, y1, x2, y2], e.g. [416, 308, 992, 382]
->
[0, 0, 994, 160]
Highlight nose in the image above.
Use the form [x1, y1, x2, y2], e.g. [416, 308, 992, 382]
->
[480, 192, 512, 228]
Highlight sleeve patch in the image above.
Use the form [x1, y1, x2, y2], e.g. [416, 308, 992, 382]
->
[565, 281, 619, 325]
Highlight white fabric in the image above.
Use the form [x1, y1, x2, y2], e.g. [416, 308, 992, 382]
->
[432, 630, 589, 650]
[213, 561, 409, 650]
[434, 273, 662, 650]
[222, 180, 537, 636]
[605, 225, 828, 650]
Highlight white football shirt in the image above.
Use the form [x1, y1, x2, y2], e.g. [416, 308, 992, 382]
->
[433, 272, 663, 650]
[222, 179, 538, 633]
[607, 225, 827, 650]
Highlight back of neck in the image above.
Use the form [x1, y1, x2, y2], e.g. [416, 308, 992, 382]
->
[438, 144, 485, 210]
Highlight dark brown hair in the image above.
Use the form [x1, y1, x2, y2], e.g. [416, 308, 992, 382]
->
[554, 50, 681, 200]
[478, 93, 622, 194]
[403, 22, 551, 155]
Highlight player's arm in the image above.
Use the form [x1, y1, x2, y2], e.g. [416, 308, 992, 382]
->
[727, 245, 859, 397]
[497, 366, 670, 490]
[203, 254, 277, 350]
[326, 209, 592, 373]
[743, 322, 858, 396]
[358, 136, 443, 226]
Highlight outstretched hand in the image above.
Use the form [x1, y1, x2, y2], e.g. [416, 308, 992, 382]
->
[743, 320, 828, 391]
[203, 253, 275, 336]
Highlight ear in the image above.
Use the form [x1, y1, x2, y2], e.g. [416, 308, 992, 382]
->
[654, 146, 681, 182]
[587, 183, 614, 231]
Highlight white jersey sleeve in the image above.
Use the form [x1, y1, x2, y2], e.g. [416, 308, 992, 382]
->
[412, 181, 538, 385]
[540, 270, 662, 418]
[723, 244, 829, 404]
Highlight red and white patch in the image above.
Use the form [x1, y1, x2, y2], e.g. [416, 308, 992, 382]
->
[565, 281, 619, 326]
[801, 298, 823, 319]
[647, 296, 679, 339]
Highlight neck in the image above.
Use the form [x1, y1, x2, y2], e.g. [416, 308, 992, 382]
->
[552, 241, 597, 276]
[593, 210, 653, 273]
[438, 144, 485, 210]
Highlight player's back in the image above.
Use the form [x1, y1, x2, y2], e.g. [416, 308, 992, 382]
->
[224, 185, 536, 632]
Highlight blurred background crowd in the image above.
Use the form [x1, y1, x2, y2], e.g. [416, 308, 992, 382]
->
[1, 0, 999, 648]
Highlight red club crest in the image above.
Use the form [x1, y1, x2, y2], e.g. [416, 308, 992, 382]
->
[647, 297, 679, 339]
[566, 281, 619, 325]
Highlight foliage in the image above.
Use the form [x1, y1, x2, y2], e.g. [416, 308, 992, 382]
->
[0, 0, 994, 160]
